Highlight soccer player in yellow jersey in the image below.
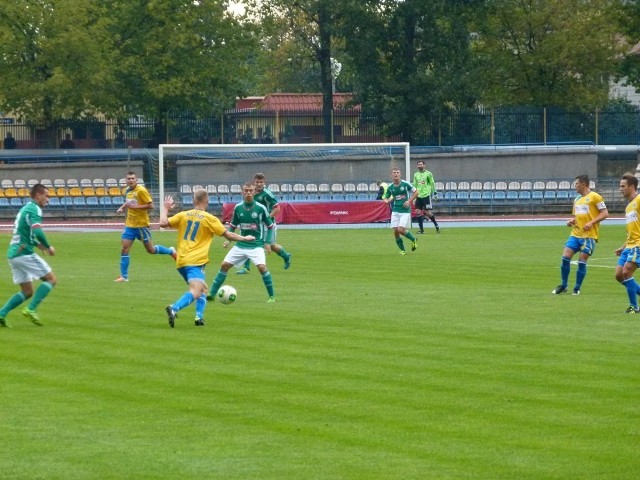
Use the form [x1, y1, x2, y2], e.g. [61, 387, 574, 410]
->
[552, 175, 608, 296]
[159, 189, 254, 328]
[114, 171, 176, 282]
[614, 173, 640, 314]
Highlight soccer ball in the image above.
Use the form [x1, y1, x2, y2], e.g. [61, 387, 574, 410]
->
[217, 285, 237, 304]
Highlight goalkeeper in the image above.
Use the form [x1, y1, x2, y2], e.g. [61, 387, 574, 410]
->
[412, 160, 440, 234]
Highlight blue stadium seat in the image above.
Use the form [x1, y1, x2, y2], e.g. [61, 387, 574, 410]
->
[506, 191, 519, 201]
[86, 196, 99, 206]
[73, 197, 86, 207]
[456, 191, 469, 201]
[344, 194, 358, 202]
[99, 197, 112, 206]
[319, 194, 332, 201]
[493, 191, 507, 201]
[519, 191, 531, 200]
[332, 194, 346, 201]
[0, 198, 10, 208]
[10, 198, 23, 207]
[469, 191, 482, 201]
[182, 195, 194, 206]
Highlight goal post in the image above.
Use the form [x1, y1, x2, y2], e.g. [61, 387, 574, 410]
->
[158, 142, 411, 225]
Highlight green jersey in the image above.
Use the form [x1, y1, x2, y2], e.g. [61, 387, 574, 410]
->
[254, 187, 278, 218]
[230, 201, 274, 248]
[413, 170, 436, 198]
[384, 181, 416, 213]
[8, 201, 50, 259]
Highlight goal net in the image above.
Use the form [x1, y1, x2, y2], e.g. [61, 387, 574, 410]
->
[158, 142, 410, 227]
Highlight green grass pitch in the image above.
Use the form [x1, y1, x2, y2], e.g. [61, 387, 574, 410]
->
[1, 224, 639, 479]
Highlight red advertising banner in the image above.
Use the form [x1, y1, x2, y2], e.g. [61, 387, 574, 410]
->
[222, 201, 391, 224]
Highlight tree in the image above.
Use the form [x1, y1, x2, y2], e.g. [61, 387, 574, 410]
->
[474, 0, 624, 109]
[0, 0, 261, 146]
[616, 0, 640, 94]
[258, 0, 347, 142]
[340, 0, 482, 143]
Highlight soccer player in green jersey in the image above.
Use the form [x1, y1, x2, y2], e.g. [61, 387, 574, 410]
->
[412, 160, 440, 234]
[235, 172, 292, 274]
[552, 174, 608, 296]
[615, 173, 640, 313]
[383, 168, 419, 255]
[207, 182, 278, 303]
[0, 184, 57, 327]
[159, 189, 253, 328]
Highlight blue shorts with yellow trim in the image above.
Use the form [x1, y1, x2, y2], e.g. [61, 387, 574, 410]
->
[122, 226, 152, 242]
[618, 247, 640, 267]
[177, 265, 206, 284]
[565, 236, 596, 256]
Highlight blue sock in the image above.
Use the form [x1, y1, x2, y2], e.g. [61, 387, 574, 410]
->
[120, 254, 130, 278]
[575, 261, 587, 290]
[622, 278, 639, 308]
[154, 245, 173, 255]
[560, 256, 571, 287]
[261, 271, 274, 297]
[0, 292, 26, 317]
[195, 296, 206, 319]
[172, 292, 194, 312]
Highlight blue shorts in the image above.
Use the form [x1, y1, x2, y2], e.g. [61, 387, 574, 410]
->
[122, 226, 152, 243]
[177, 265, 206, 284]
[565, 236, 596, 256]
[618, 247, 640, 267]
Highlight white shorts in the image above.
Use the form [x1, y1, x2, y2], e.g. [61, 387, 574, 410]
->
[390, 212, 411, 229]
[8, 254, 52, 284]
[224, 245, 266, 268]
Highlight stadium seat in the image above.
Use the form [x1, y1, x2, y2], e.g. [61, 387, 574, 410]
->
[344, 183, 356, 193]
[519, 191, 532, 200]
[93, 178, 105, 187]
[435, 181, 445, 192]
[318, 183, 330, 193]
[306, 194, 320, 201]
[217, 184, 230, 194]
[60, 197, 74, 206]
[10, 198, 23, 207]
[218, 195, 231, 204]
[1, 180, 13, 188]
[318, 194, 332, 201]
[95, 187, 107, 196]
[495, 181, 508, 190]
[82, 187, 96, 197]
[520, 181, 533, 190]
[507, 191, 519, 201]
[331, 183, 343, 193]
[545, 181, 558, 190]
[108, 187, 123, 196]
[356, 183, 369, 193]
[481, 191, 494, 201]
[14, 179, 26, 188]
[80, 179, 93, 187]
[445, 181, 457, 191]
[293, 194, 307, 202]
[556, 190, 572, 200]
[41, 179, 53, 187]
[27, 179, 39, 187]
[345, 193, 358, 202]
[112, 196, 125, 205]
[69, 187, 82, 197]
[470, 181, 482, 190]
[469, 191, 482, 201]
[280, 183, 293, 193]
[86, 196, 99, 206]
[458, 181, 470, 190]
[99, 197, 112, 206]
[457, 191, 469, 201]
[230, 194, 242, 203]
[293, 183, 306, 193]
[4, 188, 18, 198]
[47, 197, 60, 207]
[558, 180, 571, 190]
[105, 178, 118, 187]
[532, 181, 545, 190]
[208, 195, 221, 206]
[0, 198, 10, 208]
[483, 181, 495, 191]
[180, 185, 192, 194]
[544, 191, 556, 201]
[66, 179, 79, 188]
[17, 188, 30, 197]
[230, 184, 242, 194]
[332, 193, 345, 201]
[206, 185, 217, 194]
[182, 195, 194, 206]
[532, 190, 544, 202]
[73, 197, 86, 207]
[267, 184, 279, 193]
[192, 184, 204, 192]
[508, 181, 520, 190]
[305, 183, 318, 193]
[444, 191, 457, 201]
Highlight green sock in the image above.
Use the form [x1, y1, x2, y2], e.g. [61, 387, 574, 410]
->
[243, 259, 250, 271]
[405, 231, 416, 241]
[0, 292, 26, 317]
[210, 271, 228, 297]
[277, 248, 289, 259]
[396, 238, 405, 251]
[261, 271, 275, 297]
[28, 282, 54, 310]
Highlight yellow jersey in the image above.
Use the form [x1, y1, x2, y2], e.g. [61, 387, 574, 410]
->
[168, 209, 227, 268]
[571, 191, 606, 240]
[124, 185, 153, 228]
[625, 196, 640, 248]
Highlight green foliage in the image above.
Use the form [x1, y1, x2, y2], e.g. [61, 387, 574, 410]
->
[475, 0, 625, 109]
[2, 225, 640, 478]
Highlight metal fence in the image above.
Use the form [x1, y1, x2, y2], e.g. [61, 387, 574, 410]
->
[2, 106, 640, 149]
